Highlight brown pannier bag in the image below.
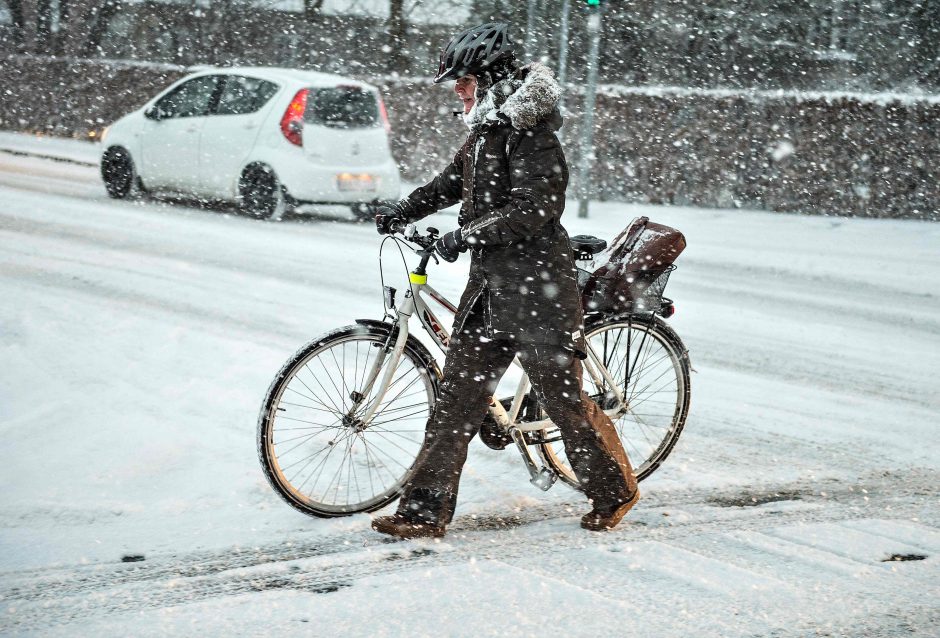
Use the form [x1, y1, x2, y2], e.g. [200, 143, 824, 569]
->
[578, 216, 686, 316]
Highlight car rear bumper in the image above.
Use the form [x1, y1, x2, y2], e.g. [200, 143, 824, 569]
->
[277, 158, 401, 203]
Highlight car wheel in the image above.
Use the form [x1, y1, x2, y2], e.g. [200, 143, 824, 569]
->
[351, 201, 386, 223]
[101, 147, 141, 199]
[239, 166, 289, 221]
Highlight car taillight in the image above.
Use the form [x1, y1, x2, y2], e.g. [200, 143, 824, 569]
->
[280, 89, 308, 146]
[378, 96, 391, 133]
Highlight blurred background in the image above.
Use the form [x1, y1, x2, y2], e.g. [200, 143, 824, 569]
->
[1, 0, 938, 218]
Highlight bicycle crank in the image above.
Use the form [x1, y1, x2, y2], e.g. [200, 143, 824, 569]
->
[530, 467, 558, 491]
[509, 427, 558, 491]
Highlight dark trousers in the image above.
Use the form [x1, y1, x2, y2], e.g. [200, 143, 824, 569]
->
[396, 310, 637, 525]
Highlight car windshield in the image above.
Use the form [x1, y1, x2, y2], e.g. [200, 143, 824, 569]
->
[304, 87, 378, 129]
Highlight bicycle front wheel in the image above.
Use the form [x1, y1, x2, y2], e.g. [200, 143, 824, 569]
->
[258, 324, 439, 517]
[538, 314, 691, 486]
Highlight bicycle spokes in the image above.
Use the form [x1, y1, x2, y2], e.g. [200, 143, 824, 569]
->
[260, 329, 435, 516]
[537, 317, 690, 486]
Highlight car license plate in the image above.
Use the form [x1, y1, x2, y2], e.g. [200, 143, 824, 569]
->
[336, 173, 376, 192]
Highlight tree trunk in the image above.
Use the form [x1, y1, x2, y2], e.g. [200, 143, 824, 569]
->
[81, 0, 121, 58]
[53, 0, 70, 55]
[303, 0, 323, 22]
[388, 0, 406, 74]
[7, 0, 26, 52]
[36, 0, 53, 54]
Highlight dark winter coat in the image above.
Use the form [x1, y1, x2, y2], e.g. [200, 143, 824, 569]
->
[396, 62, 585, 352]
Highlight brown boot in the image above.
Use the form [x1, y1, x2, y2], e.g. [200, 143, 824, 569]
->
[580, 489, 640, 531]
[371, 514, 446, 539]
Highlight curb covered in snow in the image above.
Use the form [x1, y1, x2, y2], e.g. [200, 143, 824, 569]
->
[0, 131, 100, 167]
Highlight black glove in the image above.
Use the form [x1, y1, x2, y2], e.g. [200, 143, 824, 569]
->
[434, 228, 468, 263]
[374, 206, 402, 235]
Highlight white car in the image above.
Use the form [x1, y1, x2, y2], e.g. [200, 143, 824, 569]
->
[100, 66, 401, 219]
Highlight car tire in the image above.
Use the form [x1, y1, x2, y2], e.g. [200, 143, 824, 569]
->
[101, 147, 142, 199]
[351, 200, 393, 223]
[350, 202, 374, 222]
[239, 165, 289, 221]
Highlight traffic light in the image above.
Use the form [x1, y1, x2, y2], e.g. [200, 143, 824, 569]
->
[586, 0, 601, 5]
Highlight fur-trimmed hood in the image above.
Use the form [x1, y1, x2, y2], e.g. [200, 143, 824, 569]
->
[463, 62, 562, 132]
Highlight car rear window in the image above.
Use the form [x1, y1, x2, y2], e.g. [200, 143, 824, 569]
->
[304, 87, 378, 129]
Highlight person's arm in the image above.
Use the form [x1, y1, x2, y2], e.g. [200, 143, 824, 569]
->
[460, 128, 566, 247]
[394, 142, 466, 223]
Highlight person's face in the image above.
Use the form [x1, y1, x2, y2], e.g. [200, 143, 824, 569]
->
[454, 75, 478, 114]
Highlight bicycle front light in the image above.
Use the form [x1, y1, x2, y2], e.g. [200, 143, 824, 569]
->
[384, 285, 397, 310]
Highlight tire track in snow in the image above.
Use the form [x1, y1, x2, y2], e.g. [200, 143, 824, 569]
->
[0, 208, 374, 304]
[678, 259, 940, 333]
[681, 314, 939, 412]
[0, 209, 378, 350]
[0, 469, 936, 631]
[0, 155, 101, 200]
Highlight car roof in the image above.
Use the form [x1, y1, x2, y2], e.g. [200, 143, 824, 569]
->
[187, 66, 376, 91]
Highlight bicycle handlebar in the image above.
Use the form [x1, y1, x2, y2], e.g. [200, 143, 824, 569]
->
[389, 220, 439, 252]
[387, 218, 407, 235]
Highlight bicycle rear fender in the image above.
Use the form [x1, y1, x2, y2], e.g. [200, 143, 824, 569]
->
[585, 313, 691, 368]
[354, 319, 444, 386]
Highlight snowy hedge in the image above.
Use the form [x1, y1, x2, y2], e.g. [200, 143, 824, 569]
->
[585, 88, 939, 220]
[379, 78, 939, 220]
[2, 56, 937, 220]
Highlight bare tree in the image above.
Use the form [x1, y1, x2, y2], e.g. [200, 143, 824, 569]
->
[910, 0, 940, 87]
[4, 0, 27, 51]
[388, 0, 407, 73]
[80, 0, 121, 57]
[28, 0, 71, 54]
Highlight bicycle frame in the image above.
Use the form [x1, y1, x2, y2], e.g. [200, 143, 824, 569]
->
[355, 228, 629, 490]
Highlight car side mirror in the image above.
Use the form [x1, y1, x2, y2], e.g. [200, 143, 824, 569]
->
[145, 107, 165, 121]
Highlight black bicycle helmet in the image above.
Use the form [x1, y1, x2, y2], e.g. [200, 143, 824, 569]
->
[434, 23, 515, 84]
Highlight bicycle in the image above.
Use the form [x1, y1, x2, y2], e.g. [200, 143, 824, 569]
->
[258, 222, 691, 517]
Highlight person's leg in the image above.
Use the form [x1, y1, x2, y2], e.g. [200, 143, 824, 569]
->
[388, 312, 516, 527]
[520, 344, 638, 521]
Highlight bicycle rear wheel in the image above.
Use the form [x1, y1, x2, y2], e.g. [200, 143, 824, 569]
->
[538, 314, 691, 487]
[258, 324, 439, 517]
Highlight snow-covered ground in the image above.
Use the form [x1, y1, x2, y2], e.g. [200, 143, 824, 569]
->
[0, 134, 938, 636]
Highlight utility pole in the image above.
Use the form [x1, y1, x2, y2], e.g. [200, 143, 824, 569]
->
[828, 0, 844, 50]
[556, 0, 572, 121]
[577, 0, 605, 218]
[525, 0, 539, 59]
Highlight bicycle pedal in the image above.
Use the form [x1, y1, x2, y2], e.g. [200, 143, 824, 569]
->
[530, 468, 558, 491]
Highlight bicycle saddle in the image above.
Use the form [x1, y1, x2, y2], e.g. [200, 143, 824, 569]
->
[570, 235, 607, 261]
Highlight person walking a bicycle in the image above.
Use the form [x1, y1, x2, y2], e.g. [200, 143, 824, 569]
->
[372, 23, 638, 538]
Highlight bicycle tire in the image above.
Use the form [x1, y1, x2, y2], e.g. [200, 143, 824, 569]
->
[537, 314, 691, 487]
[258, 323, 441, 517]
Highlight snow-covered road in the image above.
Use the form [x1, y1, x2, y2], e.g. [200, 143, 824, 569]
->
[0, 137, 938, 636]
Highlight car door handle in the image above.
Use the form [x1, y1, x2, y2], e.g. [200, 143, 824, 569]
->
[185, 126, 199, 133]
[243, 122, 257, 130]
